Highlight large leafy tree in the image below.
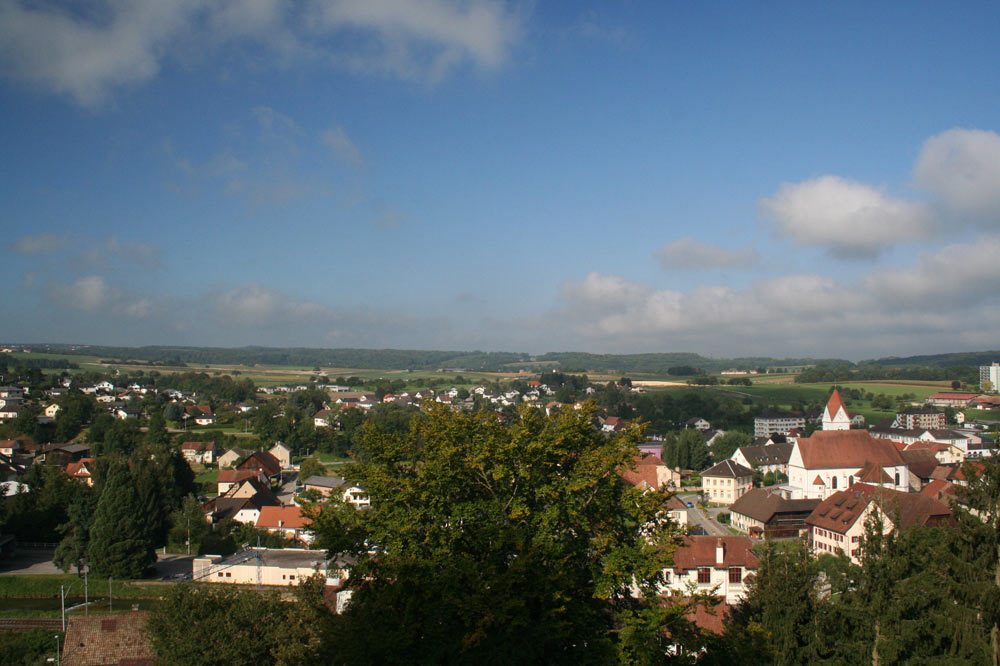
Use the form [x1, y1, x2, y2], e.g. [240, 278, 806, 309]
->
[308, 404, 692, 665]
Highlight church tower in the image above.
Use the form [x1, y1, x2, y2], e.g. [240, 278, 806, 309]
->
[822, 389, 851, 431]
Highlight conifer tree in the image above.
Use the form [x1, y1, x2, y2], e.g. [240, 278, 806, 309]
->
[87, 458, 155, 579]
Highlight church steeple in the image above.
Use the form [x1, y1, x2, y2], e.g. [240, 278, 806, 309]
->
[822, 389, 851, 431]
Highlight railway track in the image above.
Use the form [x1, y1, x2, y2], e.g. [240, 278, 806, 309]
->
[0, 618, 62, 631]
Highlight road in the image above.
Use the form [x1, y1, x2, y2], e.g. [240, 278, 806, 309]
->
[676, 493, 728, 536]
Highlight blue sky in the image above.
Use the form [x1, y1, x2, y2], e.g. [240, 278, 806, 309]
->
[2, 1, 1000, 360]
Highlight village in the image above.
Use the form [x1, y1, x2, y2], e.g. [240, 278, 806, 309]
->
[1, 358, 999, 662]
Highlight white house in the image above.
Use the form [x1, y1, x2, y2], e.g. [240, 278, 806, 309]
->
[660, 536, 759, 605]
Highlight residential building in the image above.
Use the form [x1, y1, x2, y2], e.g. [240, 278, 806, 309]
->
[61, 612, 155, 666]
[805, 483, 952, 564]
[981, 362, 1000, 392]
[786, 430, 909, 500]
[701, 460, 754, 505]
[661, 536, 759, 604]
[894, 407, 946, 430]
[686, 417, 712, 431]
[754, 411, 806, 437]
[731, 443, 793, 477]
[256, 505, 314, 545]
[302, 475, 371, 507]
[217, 446, 251, 469]
[236, 450, 282, 482]
[620, 452, 682, 491]
[181, 441, 216, 465]
[729, 488, 820, 538]
[269, 442, 292, 468]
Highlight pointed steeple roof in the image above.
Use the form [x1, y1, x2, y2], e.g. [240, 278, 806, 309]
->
[825, 389, 848, 419]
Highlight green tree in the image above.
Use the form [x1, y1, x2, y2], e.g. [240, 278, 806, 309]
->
[87, 459, 156, 579]
[53, 487, 97, 575]
[710, 431, 752, 462]
[308, 404, 688, 665]
[298, 456, 327, 482]
[167, 495, 211, 555]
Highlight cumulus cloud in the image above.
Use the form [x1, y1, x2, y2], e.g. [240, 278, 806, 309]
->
[758, 175, 937, 257]
[208, 285, 333, 326]
[9, 233, 67, 255]
[914, 128, 1000, 221]
[538, 236, 1000, 358]
[308, 0, 523, 81]
[656, 238, 759, 271]
[46, 275, 154, 319]
[321, 126, 364, 167]
[0, 0, 524, 107]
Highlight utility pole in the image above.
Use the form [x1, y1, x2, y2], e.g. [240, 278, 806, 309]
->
[54, 634, 61, 666]
[84, 567, 88, 616]
[60, 585, 65, 633]
[108, 577, 112, 612]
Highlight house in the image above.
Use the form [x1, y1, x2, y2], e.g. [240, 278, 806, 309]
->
[894, 407, 946, 430]
[731, 443, 794, 477]
[920, 478, 960, 504]
[686, 417, 712, 431]
[44, 403, 61, 418]
[0, 404, 23, 421]
[900, 448, 940, 490]
[203, 476, 280, 524]
[701, 460, 754, 505]
[61, 612, 156, 666]
[186, 405, 215, 426]
[663, 495, 690, 527]
[217, 469, 264, 495]
[269, 442, 292, 469]
[302, 475, 370, 508]
[805, 483, 952, 564]
[754, 410, 806, 437]
[729, 488, 820, 538]
[0, 439, 23, 457]
[313, 409, 334, 428]
[256, 505, 314, 545]
[180, 441, 216, 465]
[65, 458, 95, 486]
[236, 450, 282, 482]
[822, 389, 852, 431]
[601, 416, 625, 433]
[217, 447, 251, 469]
[40, 443, 91, 467]
[786, 430, 910, 500]
[905, 440, 963, 465]
[660, 536, 759, 604]
[620, 452, 682, 491]
[192, 547, 335, 586]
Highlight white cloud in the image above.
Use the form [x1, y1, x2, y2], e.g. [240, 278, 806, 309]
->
[321, 126, 364, 167]
[9, 233, 67, 255]
[656, 238, 759, 270]
[0, 0, 525, 107]
[208, 285, 333, 326]
[914, 128, 1000, 222]
[46, 275, 154, 319]
[76, 236, 160, 268]
[758, 175, 937, 257]
[308, 0, 523, 81]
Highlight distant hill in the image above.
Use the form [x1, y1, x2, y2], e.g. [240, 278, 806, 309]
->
[859, 351, 1000, 368]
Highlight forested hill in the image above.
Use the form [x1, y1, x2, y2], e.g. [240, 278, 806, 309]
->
[859, 351, 1000, 368]
[20, 343, 860, 374]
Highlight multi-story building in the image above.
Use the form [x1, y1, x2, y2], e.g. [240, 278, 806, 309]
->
[893, 407, 946, 430]
[754, 411, 806, 437]
[982, 362, 1000, 392]
[660, 536, 759, 604]
[701, 460, 753, 505]
[786, 430, 910, 500]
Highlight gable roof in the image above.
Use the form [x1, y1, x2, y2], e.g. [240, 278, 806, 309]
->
[217, 469, 263, 485]
[736, 443, 793, 466]
[671, 536, 759, 572]
[236, 450, 281, 476]
[181, 441, 214, 451]
[729, 488, 820, 523]
[806, 483, 952, 534]
[620, 452, 665, 489]
[794, 430, 906, 470]
[257, 505, 311, 530]
[702, 459, 753, 479]
[62, 612, 156, 666]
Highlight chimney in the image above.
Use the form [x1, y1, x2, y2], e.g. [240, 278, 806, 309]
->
[716, 538, 725, 566]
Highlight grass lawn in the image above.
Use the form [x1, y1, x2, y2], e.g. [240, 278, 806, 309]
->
[194, 468, 219, 485]
[313, 452, 352, 463]
[0, 574, 160, 599]
[965, 409, 1000, 423]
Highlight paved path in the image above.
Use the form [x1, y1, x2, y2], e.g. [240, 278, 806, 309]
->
[676, 493, 727, 536]
[0, 549, 194, 579]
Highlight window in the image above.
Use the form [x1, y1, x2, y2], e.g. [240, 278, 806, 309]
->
[225, 572, 231, 578]
[664, 571, 671, 583]
[852, 536, 859, 543]
[895, 472, 900, 486]
[832, 476, 838, 489]
[729, 568, 742, 584]
[289, 575, 295, 580]
[698, 568, 711, 584]
[849, 476, 854, 487]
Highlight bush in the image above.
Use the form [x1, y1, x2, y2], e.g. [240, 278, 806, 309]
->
[718, 512, 731, 525]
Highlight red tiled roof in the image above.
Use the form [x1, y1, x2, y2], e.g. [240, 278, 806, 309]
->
[806, 483, 952, 535]
[62, 612, 156, 666]
[927, 392, 980, 400]
[181, 441, 214, 451]
[795, 430, 906, 470]
[825, 389, 849, 419]
[920, 479, 958, 502]
[218, 469, 262, 485]
[620, 452, 664, 489]
[702, 459, 753, 479]
[671, 536, 759, 572]
[257, 505, 311, 529]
